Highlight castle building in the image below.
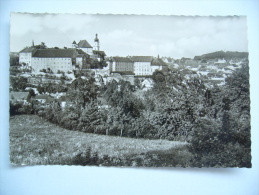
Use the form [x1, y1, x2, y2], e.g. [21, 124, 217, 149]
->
[76, 40, 93, 56]
[30, 48, 90, 73]
[72, 34, 106, 61]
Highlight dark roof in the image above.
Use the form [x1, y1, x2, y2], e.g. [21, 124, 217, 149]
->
[76, 49, 89, 57]
[10, 92, 29, 100]
[32, 49, 78, 58]
[151, 58, 161, 66]
[111, 71, 135, 75]
[94, 34, 99, 42]
[19, 47, 36, 53]
[76, 54, 85, 57]
[130, 56, 153, 62]
[151, 58, 168, 66]
[93, 50, 106, 56]
[77, 40, 92, 48]
[158, 58, 168, 66]
[35, 94, 49, 99]
[72, 40, 77, 44]
[112, 57, 133, 63]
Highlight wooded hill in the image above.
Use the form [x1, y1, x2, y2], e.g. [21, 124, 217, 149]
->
[194, 51, 248, 60]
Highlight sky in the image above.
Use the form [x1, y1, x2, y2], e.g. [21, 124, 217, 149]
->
[10, 13, 248, 59]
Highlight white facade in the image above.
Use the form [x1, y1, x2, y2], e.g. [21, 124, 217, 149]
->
[80, 48, 93, 56]
[19, 52, 32, 66]
[76, 57, 83, 69]
[134, 62, 162, 76]
[31, 57, 73, 73]
[93, 42, 99, 51]
[134, 62, 151, 76]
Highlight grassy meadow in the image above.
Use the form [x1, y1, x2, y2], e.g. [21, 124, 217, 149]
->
[9, 115, 191, 166]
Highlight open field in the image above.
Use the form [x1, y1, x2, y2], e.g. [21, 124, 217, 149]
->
[10, 115, 191, 166]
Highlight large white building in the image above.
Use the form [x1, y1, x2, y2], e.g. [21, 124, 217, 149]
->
[30, 49, 89, 73]
[19, 47, 37, 66]
[109, 56, 168, 76]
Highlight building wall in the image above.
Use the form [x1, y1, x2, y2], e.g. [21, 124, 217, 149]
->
[76, 57, 83, 69]
[134, 62, 153, 75]
[31, 57, 73, 73]
[151, 65, 162, 73]
[80, 48, 93, 56]
[115, 62, 134, 72]
[94, 42, 99, 51]
[19, 52, 32, 66]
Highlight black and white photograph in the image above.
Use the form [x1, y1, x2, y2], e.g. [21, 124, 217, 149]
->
[9, 13, 251, 167]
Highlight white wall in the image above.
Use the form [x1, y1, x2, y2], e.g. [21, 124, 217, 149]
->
[19, 52, 32, 66]
[31, 57, 73, 73]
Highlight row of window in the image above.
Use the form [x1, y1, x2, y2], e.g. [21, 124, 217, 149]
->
[33, 65, 71, 69]
[33, 58, 71, 61]
[33, 61, 71, 65]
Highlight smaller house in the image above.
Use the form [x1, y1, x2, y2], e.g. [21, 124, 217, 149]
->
[141, 78, 154, 91]
[35, 94, 54, 104]
[10, 92, 30, 103]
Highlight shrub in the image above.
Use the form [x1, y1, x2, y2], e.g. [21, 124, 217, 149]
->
[188, 116, 251, 167]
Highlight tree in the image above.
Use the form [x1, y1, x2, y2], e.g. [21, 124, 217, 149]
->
[67, 76, 98, 108]
[34, 42, 47, 49]
[77, 102, 101, 133]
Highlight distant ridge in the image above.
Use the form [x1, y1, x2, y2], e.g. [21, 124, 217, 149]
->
[194, 51, 248, 60]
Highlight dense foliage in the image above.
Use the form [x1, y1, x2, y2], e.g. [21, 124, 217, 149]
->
[10, 59, 251, 167]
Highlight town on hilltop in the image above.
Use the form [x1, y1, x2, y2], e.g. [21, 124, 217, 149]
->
[9, 34, 249, 109]
[9, 34, 251, 167]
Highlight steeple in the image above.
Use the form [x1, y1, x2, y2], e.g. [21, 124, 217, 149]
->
[32, 40, 34, 47]
[72, 40, 77, 48]
[94, 34, 100, 50]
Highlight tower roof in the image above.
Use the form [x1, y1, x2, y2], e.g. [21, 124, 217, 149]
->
[94, 34, 99, 42]
[72, 40, 77, 44]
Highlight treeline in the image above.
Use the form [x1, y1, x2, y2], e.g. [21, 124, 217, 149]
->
[194, 51, 248, 60]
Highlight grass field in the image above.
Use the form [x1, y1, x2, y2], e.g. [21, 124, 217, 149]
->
[9, 115, 191, 166]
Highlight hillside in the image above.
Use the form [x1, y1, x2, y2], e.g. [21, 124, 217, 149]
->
[9, 115, 190, 166]
[194, 51, 248, 60]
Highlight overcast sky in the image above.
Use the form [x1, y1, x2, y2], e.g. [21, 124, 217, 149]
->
[10, 13, 248, 59]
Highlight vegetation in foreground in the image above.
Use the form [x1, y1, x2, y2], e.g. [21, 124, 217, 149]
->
[9, 54, 251, 167]
[10, 115, 191, 166]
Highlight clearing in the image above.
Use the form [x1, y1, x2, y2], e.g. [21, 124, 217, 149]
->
[9, 115, 189, 166]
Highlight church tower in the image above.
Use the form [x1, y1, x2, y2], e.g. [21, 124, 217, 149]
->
[72, 40, 77, 48]
[94, 34, 100, 50]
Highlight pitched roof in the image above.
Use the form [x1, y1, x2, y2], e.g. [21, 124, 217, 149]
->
[158, 58, 168, 66]
[19, 47, 36, 53]
[72, 40, 77, 44]
[77, 40, 92, 48]
[130, 56, 153, 62]
[10, 92, 29, 100]
[35, 94, 49, 99]
[32, 49, 78, 58]
[111, 71, 135, 75]
[151, 58, 161, 66]
[112, 57, 133, 63]
[151, 58, 168, 66]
